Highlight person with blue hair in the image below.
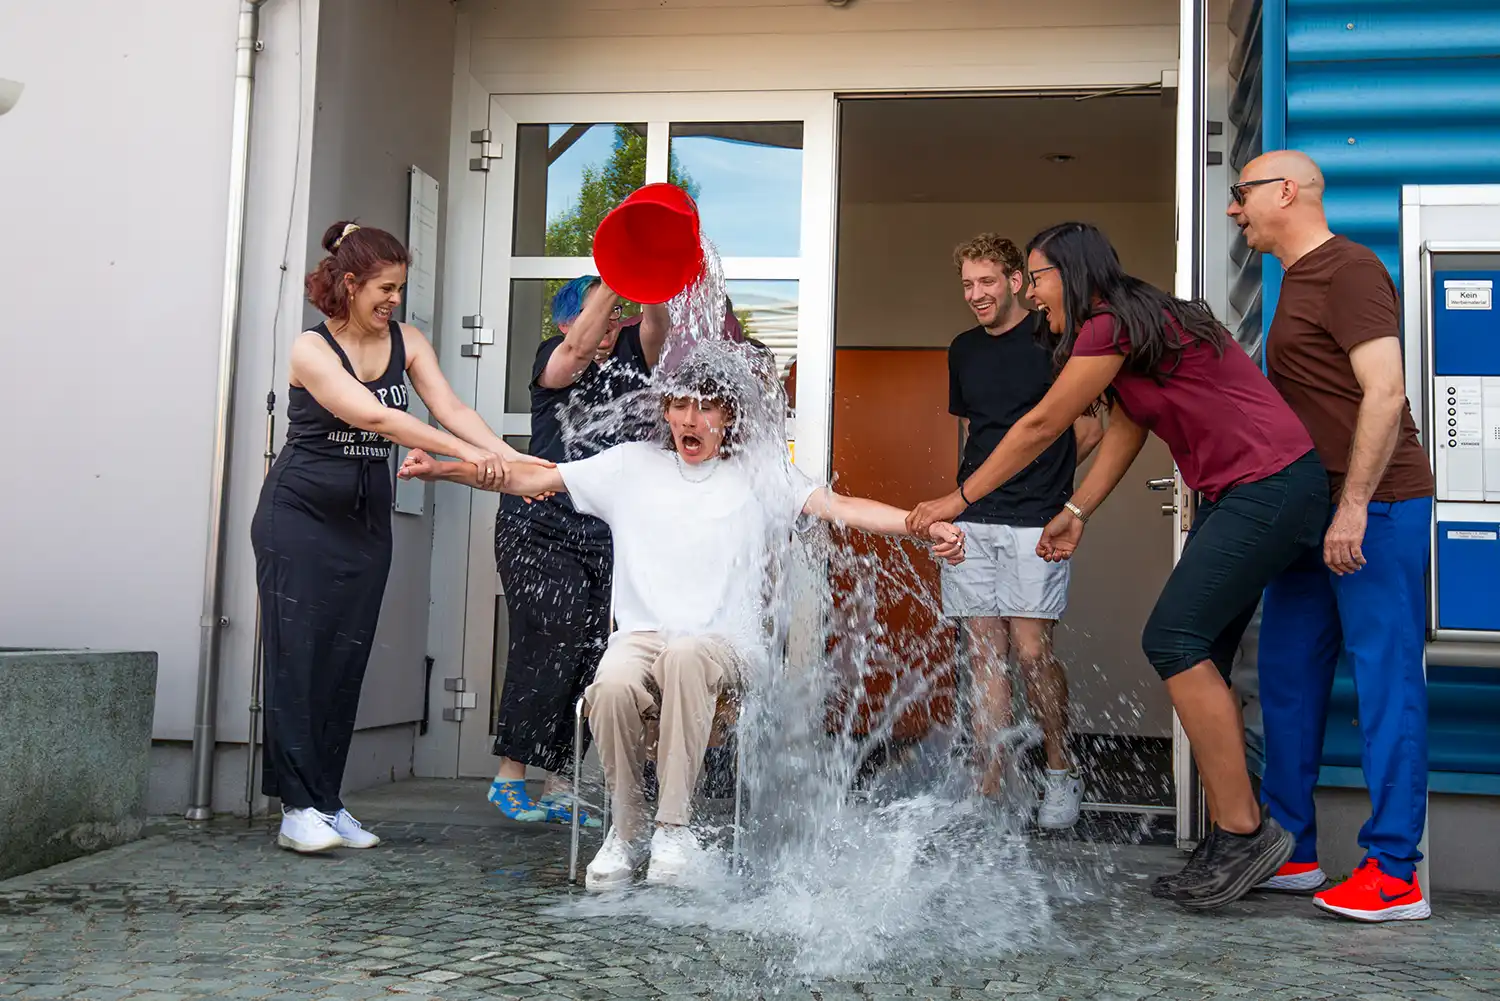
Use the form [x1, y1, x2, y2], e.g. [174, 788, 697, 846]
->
[488, 275, 668, 825]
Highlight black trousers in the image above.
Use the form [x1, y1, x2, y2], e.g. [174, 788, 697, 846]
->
[493, 502, 612, 775]
[251, 456, 392, 813]
[1142, 451, 1329, 682]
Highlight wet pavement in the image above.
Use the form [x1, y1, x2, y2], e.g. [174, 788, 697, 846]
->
[2, 779, 1498, 1001]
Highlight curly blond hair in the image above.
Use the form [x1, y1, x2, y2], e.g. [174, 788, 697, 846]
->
[953, 233, 1024, 276]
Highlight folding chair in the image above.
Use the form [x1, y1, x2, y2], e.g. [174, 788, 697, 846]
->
[569, 694, 746, 883]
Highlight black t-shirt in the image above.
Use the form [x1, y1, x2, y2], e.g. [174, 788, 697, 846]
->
[948, 312, 1076, 527]
[503, 324, 653, 523]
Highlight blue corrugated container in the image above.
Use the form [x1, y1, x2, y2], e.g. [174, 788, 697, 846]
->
[1259, 0, 1500, 790]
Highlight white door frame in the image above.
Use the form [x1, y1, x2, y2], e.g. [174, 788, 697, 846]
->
[1172, 0, 1210, 848]
[453, 90, 838, 776]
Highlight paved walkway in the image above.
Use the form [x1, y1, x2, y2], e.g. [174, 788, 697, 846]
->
[2, 780, 1497, 1001]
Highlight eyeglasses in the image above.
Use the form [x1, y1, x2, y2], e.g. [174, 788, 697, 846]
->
[1230, 177, 1287, 205]
[1028, 266, 1058, 283]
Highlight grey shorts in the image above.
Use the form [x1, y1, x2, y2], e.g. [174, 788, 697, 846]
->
[941, 522, 1071, 620]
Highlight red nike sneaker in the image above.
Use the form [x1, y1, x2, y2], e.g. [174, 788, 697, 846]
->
[1313, 859, 1431, 922]
[1255, 860, 1328, 893]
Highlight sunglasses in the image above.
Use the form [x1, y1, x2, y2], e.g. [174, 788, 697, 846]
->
[1230, 177, 1287, 205]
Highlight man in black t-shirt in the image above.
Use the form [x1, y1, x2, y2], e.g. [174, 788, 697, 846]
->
[942, 234, 1102, 829]
[488, 276, 666, 828]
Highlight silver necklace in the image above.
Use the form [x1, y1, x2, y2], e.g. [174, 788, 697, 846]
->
[675, 453, 720, 484]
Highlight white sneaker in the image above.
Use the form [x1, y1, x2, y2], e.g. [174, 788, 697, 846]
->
[277, 807, 345, 853]
[325, 809, 380, 849]
[645, 826, 711, 887]
[1037, 769, 1083, 830]
[585, 827, 644, 892]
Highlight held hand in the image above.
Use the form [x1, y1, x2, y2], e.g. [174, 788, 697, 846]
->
[1036, 509, 1085, 562]
[1324, 502, 1368, 575]
[460, 446, 503, 489]
[398, 448, 438, 480]
[927, 522, 967, 565]
[496, 446, 556, 501]
[906, 491, 966, 536]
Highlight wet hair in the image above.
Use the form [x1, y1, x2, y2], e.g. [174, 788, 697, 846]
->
[659, 352, 741, 458]
[1025, 221, 1228, 381]
[305, 221, 411, 319]
[953, 233, 1025, 276]
[551, 275, 602, 327]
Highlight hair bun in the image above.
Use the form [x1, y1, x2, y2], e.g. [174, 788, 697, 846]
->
[321, 220, 359, 254]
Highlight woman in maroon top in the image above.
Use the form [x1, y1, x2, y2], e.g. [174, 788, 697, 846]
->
[908, 222, 1329, 912]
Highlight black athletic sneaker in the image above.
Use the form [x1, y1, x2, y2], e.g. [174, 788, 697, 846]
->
[1171, 808, 1294, 912]
[1151, 831, 1217, 899]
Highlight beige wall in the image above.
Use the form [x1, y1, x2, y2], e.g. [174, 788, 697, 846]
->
[834, 198, 1179, 737]
[464, 0, 1180, 94]
[835, 201, 1176, 348]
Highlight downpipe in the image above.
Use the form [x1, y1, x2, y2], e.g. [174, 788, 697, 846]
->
[187, 0, 269, 822]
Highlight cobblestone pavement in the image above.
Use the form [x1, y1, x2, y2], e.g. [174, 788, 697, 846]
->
[2, 780, 1498, 1001]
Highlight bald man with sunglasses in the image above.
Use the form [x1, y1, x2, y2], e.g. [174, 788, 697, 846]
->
[1228, 150, 1435, 923]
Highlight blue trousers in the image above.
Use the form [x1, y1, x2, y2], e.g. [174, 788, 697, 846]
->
[1258, 497, 1432, 881]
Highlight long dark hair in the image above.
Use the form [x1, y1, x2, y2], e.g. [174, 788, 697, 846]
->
[1026, 222, 1228, 381]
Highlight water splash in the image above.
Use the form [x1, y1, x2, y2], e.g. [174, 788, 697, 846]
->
[543, 235, 1148, 981]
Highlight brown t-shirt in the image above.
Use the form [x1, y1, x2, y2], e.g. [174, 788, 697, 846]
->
[1266, 236, 1434, 503]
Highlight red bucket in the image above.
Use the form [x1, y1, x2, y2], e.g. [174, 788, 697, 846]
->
[593, 183, 704, 304]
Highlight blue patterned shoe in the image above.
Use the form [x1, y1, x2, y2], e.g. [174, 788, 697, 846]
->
[539, 792, 601, 828]
[487, 779, 547, 822]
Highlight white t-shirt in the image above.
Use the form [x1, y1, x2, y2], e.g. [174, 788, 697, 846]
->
[558, 441, 820, 658]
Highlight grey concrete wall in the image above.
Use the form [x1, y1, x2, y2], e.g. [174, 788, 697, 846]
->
[1315, 788, 1500, 894]
[148, 723, 416, 818]
[299, 0, 459, 738]
[0, 651, 157, 880]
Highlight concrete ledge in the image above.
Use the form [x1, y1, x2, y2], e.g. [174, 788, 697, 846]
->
[0, 649, 157, 879]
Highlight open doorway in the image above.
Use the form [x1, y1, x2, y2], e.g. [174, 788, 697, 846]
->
[830, 93, 1180, 828]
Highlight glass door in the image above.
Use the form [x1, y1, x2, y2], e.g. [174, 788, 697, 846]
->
[456, 92, 837, 777]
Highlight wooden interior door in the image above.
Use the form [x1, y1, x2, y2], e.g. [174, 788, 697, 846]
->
[829, 348, 961, 742]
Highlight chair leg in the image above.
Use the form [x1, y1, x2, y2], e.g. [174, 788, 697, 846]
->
[570, 697, 585, 884]
[731, 732, 744, 869]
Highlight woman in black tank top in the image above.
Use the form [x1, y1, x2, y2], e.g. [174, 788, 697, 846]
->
[251, 221, 542, 854]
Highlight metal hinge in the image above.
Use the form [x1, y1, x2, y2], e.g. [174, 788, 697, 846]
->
[440, 676, 478, 722]
[459, 313, 495, 358]
[469, 129, 503, 172]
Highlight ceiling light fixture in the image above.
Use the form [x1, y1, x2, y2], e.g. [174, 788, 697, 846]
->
[1043, 153, 1076, 163]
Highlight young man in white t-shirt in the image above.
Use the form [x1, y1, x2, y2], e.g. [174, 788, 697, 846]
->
[400, 361, 965, 891]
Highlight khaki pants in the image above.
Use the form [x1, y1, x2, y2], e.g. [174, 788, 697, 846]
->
[583, 632, 740, 841]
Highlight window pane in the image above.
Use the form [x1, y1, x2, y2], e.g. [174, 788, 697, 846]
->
[512, 123, 647, 257]
[727, 279, 798, 379]
[669, 123, 803, 258]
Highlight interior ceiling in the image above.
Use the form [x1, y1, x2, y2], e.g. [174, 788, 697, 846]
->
[839, 95, 1177, 205]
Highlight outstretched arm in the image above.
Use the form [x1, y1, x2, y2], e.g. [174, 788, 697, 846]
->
[402, 324, 551, 469]
[400, 449, 565, 498]
[906, 353, 1124, 534]
[292, 333, 502, 485]
[1035, 404, 1149, 562]
[803, 487, 965, 563]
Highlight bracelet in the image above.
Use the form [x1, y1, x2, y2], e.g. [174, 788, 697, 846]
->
[959, 483, 971, 505]
[1064, 501, 1087, 523]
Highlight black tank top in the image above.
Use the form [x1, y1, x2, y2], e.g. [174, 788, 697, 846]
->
[269, 321, 410, 526]
[283, 321, 410, 461]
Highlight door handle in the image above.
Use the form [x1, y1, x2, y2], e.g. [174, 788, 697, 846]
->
[1146, 477, 1175, 491]
[1161, 503, 1178, 516]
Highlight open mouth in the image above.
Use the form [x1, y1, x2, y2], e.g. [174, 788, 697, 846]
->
[374, 306, 392, 320]
[679, 434, 704, 453]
